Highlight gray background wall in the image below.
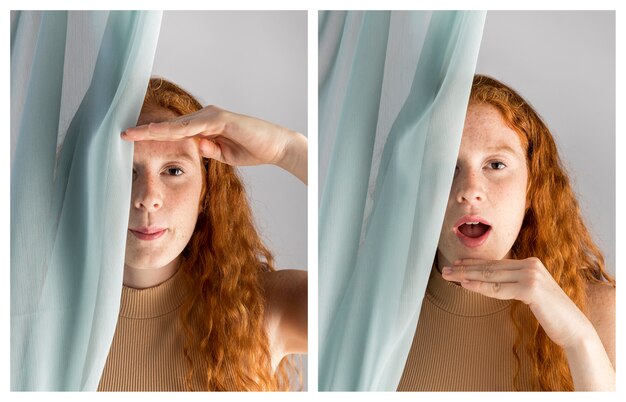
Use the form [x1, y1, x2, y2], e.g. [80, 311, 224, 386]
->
[476, 11, 615, 275]
[150, 11, 308, 389]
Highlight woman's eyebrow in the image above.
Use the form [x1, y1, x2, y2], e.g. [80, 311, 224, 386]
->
[484, 144, 519, 156]
[160, 151, 197, 164]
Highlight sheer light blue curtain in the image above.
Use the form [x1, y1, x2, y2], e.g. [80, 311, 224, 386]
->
[318, 11, 485, 391]
[11, 11, 162, 391]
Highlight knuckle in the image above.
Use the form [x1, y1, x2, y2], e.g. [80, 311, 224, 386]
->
[523, 270, 541, 290]
[491, 282, 501, 295]
[523, 258, 544, 278]
[207, 105, 224, 117]
[482, 265, 496, 279]
[526, 257, 542, 269]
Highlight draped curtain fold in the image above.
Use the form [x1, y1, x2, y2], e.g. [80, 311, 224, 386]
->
[318, 10, 486, 391]
[11, 11, 162, 391]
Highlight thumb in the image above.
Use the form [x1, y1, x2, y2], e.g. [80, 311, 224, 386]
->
[198, 138, 223, 162]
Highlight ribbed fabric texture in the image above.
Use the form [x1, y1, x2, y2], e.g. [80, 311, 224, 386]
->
[98, 269, 216, 391]
[397, 266, 536, 391]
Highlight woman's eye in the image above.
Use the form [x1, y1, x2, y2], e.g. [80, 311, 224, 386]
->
[489, 161, 506, 170]
[165, 167, 184, 176]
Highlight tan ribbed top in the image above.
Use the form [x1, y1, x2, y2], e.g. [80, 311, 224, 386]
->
[397, 266, 536, 391]
[98, 269, 211, 391]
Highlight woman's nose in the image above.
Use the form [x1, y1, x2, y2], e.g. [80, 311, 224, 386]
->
[132, 173, 163, 212]
[454, 169, 485, 205]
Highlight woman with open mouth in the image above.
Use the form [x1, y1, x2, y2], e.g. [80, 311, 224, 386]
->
[396, 75, 615, 391]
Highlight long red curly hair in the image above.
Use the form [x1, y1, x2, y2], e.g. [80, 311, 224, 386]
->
[140, 77, 294, 391]
[469, 75, 614, 391]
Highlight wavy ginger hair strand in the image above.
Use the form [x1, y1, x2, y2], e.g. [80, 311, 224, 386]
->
[141, 78, 293, 391]
[468, 75, 614, 391]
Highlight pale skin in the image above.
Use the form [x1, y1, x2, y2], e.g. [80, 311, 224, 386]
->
[122, 105, 308, 367]
[438, 103, 615, 391]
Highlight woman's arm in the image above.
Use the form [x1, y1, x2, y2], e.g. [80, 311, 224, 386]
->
[122, 105, 308, 183]
[565, 282, 615, 389]
[442, 258, 615, 391]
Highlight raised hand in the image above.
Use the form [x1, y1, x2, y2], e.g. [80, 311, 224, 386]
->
[442, 257, 615, 390]
[122, 106, 307, 184]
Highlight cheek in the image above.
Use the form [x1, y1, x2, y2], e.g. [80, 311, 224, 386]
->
[442, 186, 457, 220]
[177, 178, 203, 230]
[513, 171, 528, 214]
[496, 174, 528, 234]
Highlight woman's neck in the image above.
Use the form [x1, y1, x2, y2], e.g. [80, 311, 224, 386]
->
[123, 256, 181, 289]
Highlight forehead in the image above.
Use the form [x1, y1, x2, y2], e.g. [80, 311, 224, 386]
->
[134, 107, 201, 164]
[133, 139, 201, 165]
[460, 103, 524, 155]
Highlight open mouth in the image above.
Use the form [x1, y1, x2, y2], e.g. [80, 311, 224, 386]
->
[458, 222, 490, 238]
[454, 218, 492, 248]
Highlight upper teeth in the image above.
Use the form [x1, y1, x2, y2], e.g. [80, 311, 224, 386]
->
[467, 222, 480, 225]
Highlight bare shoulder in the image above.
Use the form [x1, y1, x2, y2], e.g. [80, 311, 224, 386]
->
[261, 269, 308, 299]
[260, 269, 308, 357]
[260, 269, 307, 322]
[585, 280, 615, 323]
[585, 280, 615, 366]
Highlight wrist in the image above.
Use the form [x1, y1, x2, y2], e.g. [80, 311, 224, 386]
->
[275, 129, 308, 184]
[563, 329, 615, 391]
[561, 316, 599, 356]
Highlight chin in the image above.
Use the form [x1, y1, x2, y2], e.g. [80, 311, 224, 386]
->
[124, 254, 169, 271]
[461, 248, 511, 261]
[440, 244, 506, 264]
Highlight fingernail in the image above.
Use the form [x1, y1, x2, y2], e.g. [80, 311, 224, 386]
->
[442, 267, 452, 274]
[453, 259, 462, 265]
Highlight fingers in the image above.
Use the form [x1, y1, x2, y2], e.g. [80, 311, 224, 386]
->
[121, 106, 226, 142]
[441, 264, 519, 283]
[121, 119, 209, 141]
[198, 138, 223, 162]
[458, 280, 515, 300]
[441, 266, 519, 300]
[453, 258, 519, 268]
[441, 257, 547, 303]
[442, 258, 524, 282]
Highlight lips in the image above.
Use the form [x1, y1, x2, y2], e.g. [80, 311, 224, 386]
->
[129, 227, 167, 241]
[453, 215, 492, 248]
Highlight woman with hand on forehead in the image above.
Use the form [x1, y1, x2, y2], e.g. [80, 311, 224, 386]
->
[98, 78, 307, 391]
[397, 75, 615, 391]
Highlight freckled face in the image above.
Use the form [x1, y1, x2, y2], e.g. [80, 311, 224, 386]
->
[124, 109, 204, 271]
[437, 103, 528, 267]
